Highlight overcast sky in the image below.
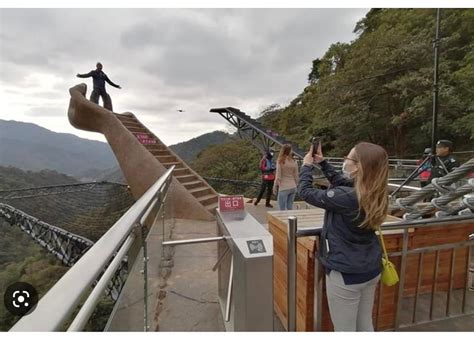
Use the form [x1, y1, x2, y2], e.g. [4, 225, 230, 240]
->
[0, 8, 368, 145]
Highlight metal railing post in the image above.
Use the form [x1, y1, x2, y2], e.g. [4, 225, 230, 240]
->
[469, 234, 474, 292]
[313, 253, 323, 331]
[287, 216, 297, 331]
[225, 256, 234, 322]
[162, 198, 166, 240]
[140, 221, 149, 332]
[394, 227, 409, 330]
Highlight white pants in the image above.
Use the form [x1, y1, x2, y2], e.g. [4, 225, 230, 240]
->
[325, 270, 380, 331]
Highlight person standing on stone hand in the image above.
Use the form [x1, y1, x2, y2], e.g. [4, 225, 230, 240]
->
[77, 62, 121, 111]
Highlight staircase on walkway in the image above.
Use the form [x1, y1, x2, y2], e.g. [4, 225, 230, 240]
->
[113, 113, 219, 215]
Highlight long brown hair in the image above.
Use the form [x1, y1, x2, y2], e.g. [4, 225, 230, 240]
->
[278, 144, 293, 165]
[352, 142, 389, 230]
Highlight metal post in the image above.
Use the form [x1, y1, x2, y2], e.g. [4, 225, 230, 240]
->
[431, 8, 441, 151]
[469, 262, 474, 292]
[395, 228, 409, 330]
[162, 236, 226, 247]
[313, 256, 323, 331]
[287, 216, 297, 331]
[469, 234, 474, 293]
[225, 256, 233, 322]
[212, 246, 230, 272]
[162, 196, 166, 240]
[140, 223, 149, 332]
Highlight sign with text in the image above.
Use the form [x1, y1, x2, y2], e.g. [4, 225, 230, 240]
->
[219, 195, 244, 212]
[136, 133, 157, 145]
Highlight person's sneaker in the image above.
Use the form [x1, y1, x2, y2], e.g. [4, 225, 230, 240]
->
[265, 203, 273, 208]
[254, 201, 259, 206]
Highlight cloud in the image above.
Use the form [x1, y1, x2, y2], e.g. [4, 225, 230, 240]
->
[24, 105, 66, 117]
[0, 8, 368, 145]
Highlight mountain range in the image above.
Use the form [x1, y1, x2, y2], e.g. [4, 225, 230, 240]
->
[0, 119, 233, 183]
[0, 119, 118, 180]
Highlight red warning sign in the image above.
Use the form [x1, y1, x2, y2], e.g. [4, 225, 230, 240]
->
[219, 195, 244, 212]
[136, 133, 157, 145]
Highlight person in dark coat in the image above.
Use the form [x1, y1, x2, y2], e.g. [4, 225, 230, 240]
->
[298, 141, 389, 331]
[428, 139, 459, 182]
[77, 62, 121, 111]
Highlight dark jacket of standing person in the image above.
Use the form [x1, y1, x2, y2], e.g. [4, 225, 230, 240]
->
[298, 157, 382, 274]
[428, 139, 459, 182]
[297, 141, 389, 331]
[76, 62, 121, 111]
[77, 63, 121, 91]
[254, 150, 276, 207]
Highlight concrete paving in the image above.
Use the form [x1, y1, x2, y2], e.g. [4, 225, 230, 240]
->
[156, 219, 224, 331]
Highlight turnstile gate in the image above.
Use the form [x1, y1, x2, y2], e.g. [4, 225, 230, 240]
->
[216, 209, 274, 331]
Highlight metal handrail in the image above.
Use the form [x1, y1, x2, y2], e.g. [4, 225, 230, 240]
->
[68, 233, 136, 331]
[325, 157, 419, 169]
[293, 213, 474, 239]
[10, 166, 175, 332]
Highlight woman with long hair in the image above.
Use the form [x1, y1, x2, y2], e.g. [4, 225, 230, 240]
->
[274, 144, 299, 210]
[298, 141, 388, 331]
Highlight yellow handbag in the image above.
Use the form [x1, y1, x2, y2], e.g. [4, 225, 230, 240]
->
[378, 226, 399, 286]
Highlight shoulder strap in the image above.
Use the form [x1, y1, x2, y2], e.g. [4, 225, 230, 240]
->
[377, 225, 389, 261]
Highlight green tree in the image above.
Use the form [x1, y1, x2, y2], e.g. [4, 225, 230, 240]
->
[192, 140, 262, 196]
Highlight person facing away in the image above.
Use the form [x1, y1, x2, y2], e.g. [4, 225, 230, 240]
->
[298, 141, 388, 331]
[273, 144, 299, 210]
[254, 150, 276, 208]
[76, 62, 121, 111]
[428, 139, 459, 182]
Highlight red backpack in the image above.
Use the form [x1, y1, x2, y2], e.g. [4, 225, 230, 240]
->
[260, 158, 275, 181]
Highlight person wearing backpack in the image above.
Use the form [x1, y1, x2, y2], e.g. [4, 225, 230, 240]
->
[254, 150, 276, 208]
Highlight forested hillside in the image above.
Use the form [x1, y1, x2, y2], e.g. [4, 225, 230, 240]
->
[0, 166, 78, 190]
[193, 9, 474, 187]
[0, 167, 112, 331]
[170, 131, 234, 164]
[262, 9, 474, 157]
